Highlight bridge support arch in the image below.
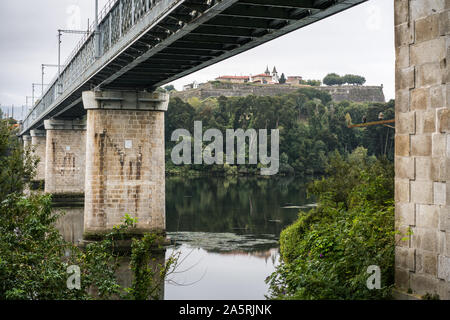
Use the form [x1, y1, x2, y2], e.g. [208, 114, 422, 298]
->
[394, 0, 449, 298]
[82, 90, 169, 238]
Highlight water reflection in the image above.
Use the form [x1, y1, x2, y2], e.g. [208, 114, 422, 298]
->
[54, 176, 311, 300]
[164, 176, 311, 300]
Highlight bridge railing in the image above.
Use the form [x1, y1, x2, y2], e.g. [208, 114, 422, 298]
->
[21, 0, 163, 134]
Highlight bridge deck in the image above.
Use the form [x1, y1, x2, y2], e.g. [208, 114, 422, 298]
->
[21, 0, 366, 135]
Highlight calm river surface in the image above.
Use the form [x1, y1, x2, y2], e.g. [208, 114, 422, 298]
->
[164, 176, 313, 300]
[55, 176, 313, 300]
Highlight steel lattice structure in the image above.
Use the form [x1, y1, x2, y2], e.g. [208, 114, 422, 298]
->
[20, 0, 366, 135]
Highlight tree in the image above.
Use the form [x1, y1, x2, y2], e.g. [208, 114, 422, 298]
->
[164, 85, 176, 92]
[279, 73, 286, 84]
[0, 119, 179, 300]
[267, 149, 395, 300]
[343, 74, 366, 86]
[323, 73, 343, 86]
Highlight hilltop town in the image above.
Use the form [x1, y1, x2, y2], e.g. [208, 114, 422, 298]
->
[174, 67, 385, 103]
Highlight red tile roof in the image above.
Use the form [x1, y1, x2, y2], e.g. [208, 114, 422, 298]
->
[217, 75, 250, 80]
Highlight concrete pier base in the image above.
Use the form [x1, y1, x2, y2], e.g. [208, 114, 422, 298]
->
[82, 90, 169, 237]
[44, 119, 86, 194]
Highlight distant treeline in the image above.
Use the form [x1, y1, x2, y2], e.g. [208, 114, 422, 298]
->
[165, 87, 394, 176]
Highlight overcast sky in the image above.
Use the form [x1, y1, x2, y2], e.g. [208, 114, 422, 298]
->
[0, 0, 394, 108]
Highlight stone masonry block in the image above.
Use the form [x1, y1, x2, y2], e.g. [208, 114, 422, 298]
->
[411, 38, 447, 66]
[396, 45, 410, 69]
[395, 267, 410, 290]
[415, 157, 432, 181]
[438, 255, 450, 281]
[416, 63, 443, 88]
[411, 181, 434, 204]
[396, 89, 410, 113]
[415, 110, 436, 133]
[396, 66, 416, 91]
[410, 273, 441, 295]
[430, 85, 445, 109]
[396, 111, 416, 134]
[415, 14, 440, 43]
[394, 0, 409, 26]
[396, 156, 415, 179]
[416, 204, 439, 229]
[411, 134, 432, 156]
[396, 179, 411, 203]
[396, 135, 411, 156]
[396, 247, 416, 271]
[396, 202, 416, 226]
[431, 156, 447, 181]
[395, 23, 414, 48]
[411, 87, 430, 111]
[411, 228, 439, 252]
[410, 0, 446, 21]
[439, 10, 450, 35]
[437, 108, 449, 133]
[434, 182, 446, 205]
[416, 251, 438, 276]
[432, 133, 446, 157]
[439, 206, 450, 232]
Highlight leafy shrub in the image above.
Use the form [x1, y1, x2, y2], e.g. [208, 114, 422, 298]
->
[267, 148, 395, 299]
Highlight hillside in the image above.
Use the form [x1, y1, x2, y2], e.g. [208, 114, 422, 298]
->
[172, 82, 385, 103]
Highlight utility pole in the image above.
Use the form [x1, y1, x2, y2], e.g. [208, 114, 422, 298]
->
[41, 64, 60, 96]
[57, 29, 89, 94]
[94, 0, 101, 58]
[32, 83, 48, 106]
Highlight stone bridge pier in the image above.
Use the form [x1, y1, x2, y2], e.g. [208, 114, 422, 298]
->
[30, 129, 46, 182]
[43, 119, 86, 194]
[395, 0, 449, 298]
[82, 90, 169, 238]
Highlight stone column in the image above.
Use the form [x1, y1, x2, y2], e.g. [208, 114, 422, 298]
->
[82, 90, 169, 237]
[23, 135, 31, 150]
[44, 119, 86, 194]
[394, 0, 449, 298]
[30, 129, 46, 181]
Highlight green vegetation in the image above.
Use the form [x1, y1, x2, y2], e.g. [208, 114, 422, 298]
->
[0, 115, 176, 300]
[323, 73, 366, 86]
[300, 79, 321, 86]
[266, 148, 395, 299]
[166, 88, 394, 176]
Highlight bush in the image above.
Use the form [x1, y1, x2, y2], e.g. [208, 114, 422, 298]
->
[266, 149, 395, 300]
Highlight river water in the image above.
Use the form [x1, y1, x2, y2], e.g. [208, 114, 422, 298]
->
[55, 175, 313, 300]
[164, 176, 312, 300]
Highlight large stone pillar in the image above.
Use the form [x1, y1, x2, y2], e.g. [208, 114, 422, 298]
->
[23, 134, 31, 150]
[82, 90, 169, 237]
[395, 1, 449, 298]
[30, 129, 46, 181]
[44, 119, 86, 194]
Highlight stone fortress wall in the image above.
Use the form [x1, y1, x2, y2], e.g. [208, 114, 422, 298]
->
[172, 82, 386, 103]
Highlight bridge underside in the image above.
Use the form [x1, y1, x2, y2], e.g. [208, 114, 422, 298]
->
[23, 0, 366, 133]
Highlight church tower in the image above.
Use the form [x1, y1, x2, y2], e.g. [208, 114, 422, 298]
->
[272, 66, 279, 83]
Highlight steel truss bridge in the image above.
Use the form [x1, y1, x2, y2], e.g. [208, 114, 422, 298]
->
[20, 0, 366, 135]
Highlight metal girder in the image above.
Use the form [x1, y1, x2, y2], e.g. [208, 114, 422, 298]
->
[237, 0, 319, 9]
[21, 0, 369, 135]
[204, 16, 288, 29]
[161, 48, 221, 56]
[220, 5, 311, 20]
[181, 34, 251, 44]
[191, 25, 266, 37]
[168, 41, 236, 50]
